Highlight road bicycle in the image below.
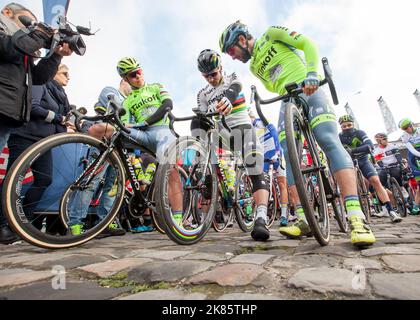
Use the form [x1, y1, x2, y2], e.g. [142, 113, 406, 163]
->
[2, 97, 180, 249]
[155, 109, 256, 245]
[251, 57, 346, 246]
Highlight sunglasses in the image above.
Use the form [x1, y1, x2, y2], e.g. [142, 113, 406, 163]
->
[341, 124, 354, 129]
[60, 72, 69, 78]
[227, 43, 238, 56]
[126, 69, 143, 79]
[203, 71, 219, 79]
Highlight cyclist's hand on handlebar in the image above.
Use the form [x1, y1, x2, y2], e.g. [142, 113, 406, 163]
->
[216, 97, 233, 116]
[303, 72, 320, 97]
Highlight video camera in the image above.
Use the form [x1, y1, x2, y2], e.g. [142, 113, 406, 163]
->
[19, 15, 97, 57]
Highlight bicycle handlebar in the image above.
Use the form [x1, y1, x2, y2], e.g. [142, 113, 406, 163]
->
[251, 57, 339, 127]
[168, 109, 232, 138]
[71, 95, 131, 134]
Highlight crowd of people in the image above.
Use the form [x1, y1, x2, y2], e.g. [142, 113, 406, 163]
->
[0, 3, 419, 251]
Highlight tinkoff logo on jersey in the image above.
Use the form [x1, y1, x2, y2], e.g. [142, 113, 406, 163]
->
[130, 94, 160, 112]
[257, 46, 278, 78]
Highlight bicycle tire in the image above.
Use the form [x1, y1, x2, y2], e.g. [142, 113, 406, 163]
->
[356, 168, 371, 223]
[285, 102, 330, 246]
[390, 177, 407, 217]
[156, 137, 218, 245]
[328, 176, 348, 233]
[267, 178, 279, 229]
[2, 133, 125, 249]
[234, 168, 255, 233]
[212, 191, 234, 233]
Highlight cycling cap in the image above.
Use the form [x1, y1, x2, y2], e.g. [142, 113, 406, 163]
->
[219, 21, 249, 53]
[117, 57, 140, 77]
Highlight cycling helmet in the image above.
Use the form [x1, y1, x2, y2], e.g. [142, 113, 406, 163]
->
[339, 115, 354, 125]
[374, 133, 388, 140]
[219, 21, 249, 53]
[117, 57, 140, 77]
[197, 49, 221, 74]
[94, 101, 107, 115]
[399, 118, 414, 130]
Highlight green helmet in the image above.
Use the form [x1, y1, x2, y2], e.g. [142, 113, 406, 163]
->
[117, 57, 140, 77]
[339, 115, 354, 125]
[219, 21, 249, 53]
[399, 118, 414, 130]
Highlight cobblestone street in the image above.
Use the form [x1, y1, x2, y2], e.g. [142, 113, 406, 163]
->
[1, 216, 420, 300]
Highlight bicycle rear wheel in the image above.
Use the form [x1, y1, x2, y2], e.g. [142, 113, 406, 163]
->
[285, 102, 330, 246]
[156, 137, 218, 245]
[266, 177, 279, 229]
[212, 191, 234, 233]
[390, 177, 407, 217]
[2, 133, 125, 249]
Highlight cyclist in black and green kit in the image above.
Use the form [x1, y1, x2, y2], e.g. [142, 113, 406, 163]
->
[91, 57, 185, 225]
[219, 21, 376, 247]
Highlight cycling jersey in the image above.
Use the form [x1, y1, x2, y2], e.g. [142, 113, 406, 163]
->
[250, 26, 320, 95]
[197, 72, 252, 128]
[97, 86, 132, 124]
[402, 128, 420, 158]
[339, 129, 374, 161]
[373, 143, 402, 168]
[124, 83, 171, 126]
[402, 128, 420, 183]
[253, 118, 283, 163]
[340, 129, 377, 179]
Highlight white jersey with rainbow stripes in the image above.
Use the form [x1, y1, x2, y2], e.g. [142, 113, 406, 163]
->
[197, 72, 252, 128]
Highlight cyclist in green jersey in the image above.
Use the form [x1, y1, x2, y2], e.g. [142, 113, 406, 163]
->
[219, 21, 376, 247]
[91, 57, 184, 225]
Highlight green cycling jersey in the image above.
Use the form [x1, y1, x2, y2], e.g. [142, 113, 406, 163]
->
[250, 26, 320, 95]
[123, 83, 171, 126]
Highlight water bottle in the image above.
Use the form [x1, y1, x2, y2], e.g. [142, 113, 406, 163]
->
[132, 158, 145, 181]
[143, 163, 157, 185]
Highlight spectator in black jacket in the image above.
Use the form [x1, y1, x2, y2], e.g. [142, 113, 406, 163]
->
[0, 3, 73, 244]
[0, 64, 72, 243]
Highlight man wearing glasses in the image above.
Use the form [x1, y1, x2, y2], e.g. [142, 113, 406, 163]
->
[192, 49, 270, 242]
[219, 21, 376, 247]
[339, 115, 403, 223]
[399, 118, 420, 210]
[90, 57, 184, 225]
[373, 133, 418, 214]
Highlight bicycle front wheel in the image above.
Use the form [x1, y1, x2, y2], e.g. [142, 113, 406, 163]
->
[390, 177, 407, 217]
[234, 167, 256, 233]
[2, 133, 125, 249]
[356, 168, 371, 223]
[285, 102, 330, 246]
[156, 137, 218, 245]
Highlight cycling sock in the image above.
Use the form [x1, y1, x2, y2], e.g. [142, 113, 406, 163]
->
[143, 215, 152, 227]
[256, 204, 268, 224]
[280, 204, 288, 219]
[344, 195, 365, 220]
[385, 202, 393, 213]
[172, 210, 183, 221]
[295, 205, 306, 221]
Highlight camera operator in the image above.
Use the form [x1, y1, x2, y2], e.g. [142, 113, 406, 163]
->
[0, 2, 73, 244]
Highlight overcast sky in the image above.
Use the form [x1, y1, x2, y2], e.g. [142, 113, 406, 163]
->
[10, 0, 420, 139]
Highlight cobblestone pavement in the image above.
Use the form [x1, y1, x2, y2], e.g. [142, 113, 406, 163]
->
[1, 216, 420, 300]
